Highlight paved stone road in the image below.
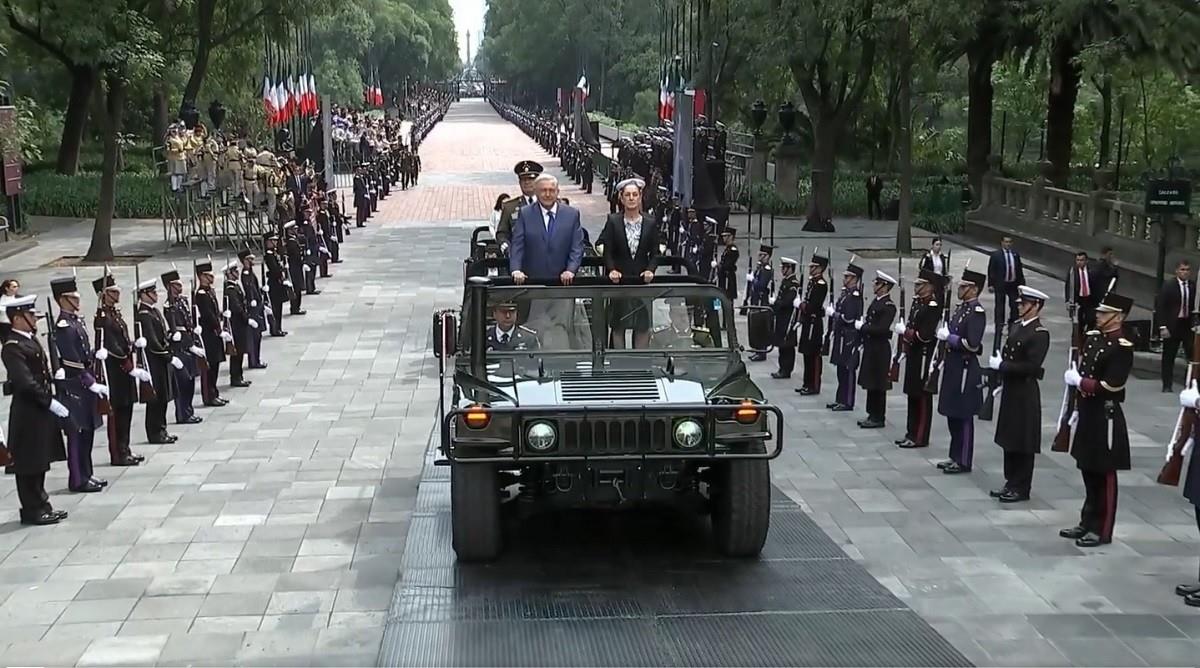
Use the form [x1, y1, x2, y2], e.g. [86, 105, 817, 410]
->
[0, 98, 1197, 666]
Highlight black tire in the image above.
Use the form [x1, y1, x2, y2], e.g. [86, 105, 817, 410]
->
[711, 459, 771, 557]
[451, 462, 502, 562]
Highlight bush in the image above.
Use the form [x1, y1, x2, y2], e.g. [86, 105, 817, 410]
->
[23, 172, 163, 219]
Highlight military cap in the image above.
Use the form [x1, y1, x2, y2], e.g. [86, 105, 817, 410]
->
[92, 274, 117, 294]
[1017, 285, 1049, 303]
[3, 294, 37, 314]
[224, 260, 240, 273]
[195, 260, 214, 274]
[50, 277, 79, 298]
[237, 249, 255, 261]
[875, 270, 897, 285]
[1097, 291, 1134, 314]
[136, 278, 158, 293]
[491, 299, 518, 311]
[809, 253, 829, 268]
[759, 243, 775, 255]
[960, 268, 987, 288]
[844, 263, 864, 278]
[514, 160, 543, 178]
[161, 270, 181, 286]
[263, 231, 279, 242]
[282, 220, 297, 230]
[719, 227, 735, 237]
[780, 257, 798, 267]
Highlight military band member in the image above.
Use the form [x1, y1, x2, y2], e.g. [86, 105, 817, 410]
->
[193, 261, 229, 407]
[239, 250, 267, 369]
[986, 285, 1051, 503]
[487, 302, 540, 351]
[165, 123, 188, 192]
[770, 257, 801, 379]
[828, 263, 865, 412]
[222, 141, 243, 201]
[2, 295, 69, 524]
[793, 254, 828, 392]
[241, 144, 259, 208]
[650, 299, 714, 349]
[161, 270, 203, 425]
[134, 279, 178, 444]
[263, 232, 290, 335]
[895, 271, 943, 449]
[1060, 291, 1134, 547]
[716, 229, 739, 302]
[50, 277, 107, 492]
[856, 270, 898, 429]
[223, 262, 252, 388]
[935, 268, 987, 474]
[93, 273, 145, 466]
[496, 160, 542, 251]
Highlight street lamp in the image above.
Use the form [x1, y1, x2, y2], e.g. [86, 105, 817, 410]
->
[749, 99, 767, 137]
[778, 101, 797, 143]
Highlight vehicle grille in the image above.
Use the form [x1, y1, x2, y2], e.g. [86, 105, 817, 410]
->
[559, 370, 661, 403]
[561, 417, 672, 455]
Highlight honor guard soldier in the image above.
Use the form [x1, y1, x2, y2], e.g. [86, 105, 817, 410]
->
[747, 243, 775, 362]
[581, 150, 594, 194]
[650, 299, 714, 349]
[2, 295, 70, 524]
[716, 228, 739, 302]
[239, 250, 267, 369]
[93, 272, 144, 466]
[895, 271, 943, 449]
[134, 278, 178, 444]
[263, 232, 290, 335]
[223, 261, 253, 388]
[193, 260, 229, 407]
[793, 253, 829, 392]
[410, 150, 421, 186]
[241, 144, 260, 209]
[771, 257, 802, 379]
[353, 164, 369, 227]
[496, 160, 542, 252]
[282, 221, 306, 315]
[1060, 291, 1134, 547]
[50, 277, 108, 492]
[487, 301, 541, 351]
[856, 270, 898, 429]
[1174, 383, 1200, 607]
[161, 270, 203, 425]
[986, 285, 1051, 503]
[828, 262, 865, 412]
[935, 268, 988, 474]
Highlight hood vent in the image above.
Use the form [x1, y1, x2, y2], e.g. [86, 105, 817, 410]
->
[559, 369, 662, 403]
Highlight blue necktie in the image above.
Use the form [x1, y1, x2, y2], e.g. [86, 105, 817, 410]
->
[546, 210, 556, 239]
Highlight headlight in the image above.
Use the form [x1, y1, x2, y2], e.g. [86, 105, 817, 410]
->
[526, 421, 557, 451]
[673, 419, 703, 449]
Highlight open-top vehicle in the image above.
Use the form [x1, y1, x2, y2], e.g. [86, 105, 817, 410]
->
[433, 256, 784, 561]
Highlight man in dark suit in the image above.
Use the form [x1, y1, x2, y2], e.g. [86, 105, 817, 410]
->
[1095, 246, 1119, 292]
[1065, 251, 1101, 336]
[1156, 259, 1196, 392]
[986, 235, 1025, 327]
[510, 173, 585, 348]
[865, 174, 884, 219]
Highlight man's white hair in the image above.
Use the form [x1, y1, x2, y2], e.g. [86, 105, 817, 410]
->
[533, 173, 559, 188]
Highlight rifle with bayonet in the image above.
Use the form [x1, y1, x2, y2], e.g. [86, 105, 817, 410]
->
[1157, 313, 1200, 485]
[978, 325, 1003, 421]
[889, 254, 906, 383]
[924, 259, 967, 395]
[132, 265, 156, 403]
[821, 248, 835, 356]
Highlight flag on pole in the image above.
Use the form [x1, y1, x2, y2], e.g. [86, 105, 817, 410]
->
[308, 72, 318, 115]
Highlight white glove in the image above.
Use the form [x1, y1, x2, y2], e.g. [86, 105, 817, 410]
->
[320, 247, 331, 257]
[1063, 362, 1082, 387]
[824, 304, 835, 317]
[189, 345, 206, 357]
[745, 272, 754, 282]
[854, 318, 864, 331]
[95, 348, 108, 361]
[220, 331, 233, 342]
[893, 322, 906, 336]
[54, 368, 66, 381]
[303, 265, 311, 273]
[171, 331, 182, 342]
[936, 325, 950, 341]
[222, 310, 231, 319]
[170, 356, 184, 370]
[283, 280, 293, 288]
[87, 382, 109, 398]
[710, 260, 718, 268]
[193, 325, 203, 335]
[1179, 380, 1200, 408]
[988, 353, 1002, 370]
[1068, 410, 1079, 429]
[49, 399, 69, 418]
[250, 300, 258, 307]
[793, 296, 802, 309]
[248, 319, 259, 329]
[768, 296, 776, 306]
[1184, 437, 1195, 458]
[134, 337, 147, 349]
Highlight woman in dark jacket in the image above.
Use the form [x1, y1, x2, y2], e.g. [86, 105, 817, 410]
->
[601, 177, 660, 348]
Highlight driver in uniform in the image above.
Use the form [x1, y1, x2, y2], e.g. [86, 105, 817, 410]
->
[487, 301, 541, 352]
[650, 299, 714, 349]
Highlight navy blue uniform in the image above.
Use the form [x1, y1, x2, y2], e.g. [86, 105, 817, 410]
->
[53, 311, 102, 489]
[937, 299, 986, 470]
[830, 287, 863, 409]
[163, 295, 199, 423]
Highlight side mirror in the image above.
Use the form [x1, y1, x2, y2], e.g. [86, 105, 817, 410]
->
[744, 306, 774, 353]
[433, 310, 459, 358]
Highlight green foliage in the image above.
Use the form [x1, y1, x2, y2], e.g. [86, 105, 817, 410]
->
[22, 172, 161, 218]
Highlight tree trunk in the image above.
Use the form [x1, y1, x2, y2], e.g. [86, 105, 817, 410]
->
[55, 64, 96, 175]
[180, 0, 216, 111]
[85, 73, 126, 263]
[805, 119, 837, 229]
[965, 42, 996, 204]
[896, 19, 913, 254]
[1096, 76, 1112, 167]
[1045, 35, 1081, 188]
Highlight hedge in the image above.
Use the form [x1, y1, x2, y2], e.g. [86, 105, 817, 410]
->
[22, 172, 162, 219]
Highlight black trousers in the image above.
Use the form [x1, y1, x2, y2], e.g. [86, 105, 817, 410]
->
[305, 265, 318, 294]
[867, 193, 882, 219]
[1162, 320, 1191, 389]
[204, 361, 222, 402]
[993, 282, 1020, 326]
[16, 473, 50, 520]
[145, 399, 169, 440]
[905, 393, 933, 445]
[866, 389, 886, 420]
[172, 367, 195, 422]
[802, 353, 822, 391]
[247, 322, 264, 367]
[106, 403, 134, 463]
[1080, 469, 1118, 541]
[269, 291, 286, 333]
[777, 343, 796, 376]
[287, 266, 304, 313]
[1003, 451, 1035, 494]
[229, 349, 245, 384]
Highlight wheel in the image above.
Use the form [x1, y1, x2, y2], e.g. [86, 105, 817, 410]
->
[711, 459, 771, 557]
[450, 462, 502, 562]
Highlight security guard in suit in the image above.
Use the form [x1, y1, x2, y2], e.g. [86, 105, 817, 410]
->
[936, 268, 988, 474]
[487, 301, 541, 351]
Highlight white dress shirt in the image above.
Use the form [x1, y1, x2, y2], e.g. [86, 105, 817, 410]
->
[540, 203, 559, 232]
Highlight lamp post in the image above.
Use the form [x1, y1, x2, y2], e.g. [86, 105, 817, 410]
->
[747, 100, 768, 255]
[777, 101, 797, 144]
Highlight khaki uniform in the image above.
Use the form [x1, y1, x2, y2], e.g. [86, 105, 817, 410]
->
[242, 148, 259, 207]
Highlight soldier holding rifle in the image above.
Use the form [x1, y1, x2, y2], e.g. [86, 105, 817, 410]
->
[935, 268, 987, 474]
[223, 261, 253, 388]
[792, 253, 829, 393]
[856, 270, 898, 429]
[134, 277, 178, 445]
[770, 256, 801, 379]
[93, 272, 146, 467]
[194, 260, 229, 407]
[895, 271, 943, 449]
[827, 261, 864, 412]
[50, 277, 108, 493]
[161, 270, 203, 425]
[1173, 378, 1200, 607]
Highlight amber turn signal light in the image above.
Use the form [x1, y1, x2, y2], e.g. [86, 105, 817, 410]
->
[734, 401, 759, 425]
[464, 406, 491, 429]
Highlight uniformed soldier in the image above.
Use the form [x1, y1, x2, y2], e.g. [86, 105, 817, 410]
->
[283, 221, 307, 314]
[193, 260, 229, 406]
[2, 295, 69, 524]
[164, 123, 188, 192]
[1175, 383, 1200, 606]
[223, 261, 252, 388]
[161, 270, 204, 425]
[495, 160, 542, 251]
[93, 272, 145, 466]
[650, 299, 714, 349]
[239, 250, 267, 369]
[856, 270, 898, 429]
[581, 149, 594, 194]
[827, 262, 865, 411]
[241, 143, 259, 208]
[895, 270, 943, 449]
[747, 242, 775, 362]
[935, 268, 988, 474]
[793, 253, 828, 393]
[263, 232, 290, 335]
[1060, 291, 1134, 547]
[134, 278, 177, 444]
[50, 277, 108, 493]
[985, 285, 1051, 503]
[770, 257, 801, 379]
[353, 164, 369, 227]
[487, 302, 541, 351]
[716, 229, 739, 302]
